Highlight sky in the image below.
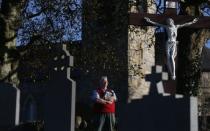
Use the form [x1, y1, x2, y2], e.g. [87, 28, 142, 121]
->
[16, 0, 82, 46]
[205, 40, 210, 48]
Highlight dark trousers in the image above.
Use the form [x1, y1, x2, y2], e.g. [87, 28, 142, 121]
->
[93, 113, 115, 131]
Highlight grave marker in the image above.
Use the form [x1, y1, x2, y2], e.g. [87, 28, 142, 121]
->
[0, 83, 20, 128]
[44, 44, 76, 131]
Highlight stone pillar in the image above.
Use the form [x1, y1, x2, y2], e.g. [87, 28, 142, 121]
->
[128, 0, 156, 100]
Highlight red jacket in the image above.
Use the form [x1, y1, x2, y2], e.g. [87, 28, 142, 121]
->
[93, 88, 116, 113]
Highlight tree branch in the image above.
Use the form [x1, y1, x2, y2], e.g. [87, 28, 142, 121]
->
[25, 8, 47, 19]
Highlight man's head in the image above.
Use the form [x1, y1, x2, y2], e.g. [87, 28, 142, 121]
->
[166, 18, 174, 26]
[99, 76, 108, 89]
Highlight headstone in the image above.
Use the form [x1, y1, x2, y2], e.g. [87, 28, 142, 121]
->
[44, 44, 76, 131]
[119, 95, 198, 131]
[0, 83, 20, 128]
[119, 65, 198, 131]
[22, 95, 38, 123]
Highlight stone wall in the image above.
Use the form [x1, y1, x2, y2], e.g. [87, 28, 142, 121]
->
[199, 71, 210, 117]
[128, 0, 156, 100]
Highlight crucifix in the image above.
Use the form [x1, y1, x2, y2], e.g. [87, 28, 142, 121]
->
[129, 0, 210, 80]
[144, 17, 198, 80]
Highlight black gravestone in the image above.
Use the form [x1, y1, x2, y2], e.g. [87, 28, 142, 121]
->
[118, 65, 198, 131]
[0, 83, 20, 128]
[119, 96, 195, 131]
[44, 44, 76, 131]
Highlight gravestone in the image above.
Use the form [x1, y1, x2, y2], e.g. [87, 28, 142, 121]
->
[0, 83, 20, 128]
[119, 65, 198, 131]
[119, 95, 198, 131]
[44, 44, 76, 131]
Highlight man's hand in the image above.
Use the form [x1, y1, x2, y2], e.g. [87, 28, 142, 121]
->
[96, 98, 108, 104]
[105, 96, 115, 104]
[106, 100, 113, 104]
[107, 96, 115, 102]
[96, 98, 114, 104]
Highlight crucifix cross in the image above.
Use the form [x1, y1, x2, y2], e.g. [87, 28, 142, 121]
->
[130, 0, 210, 28]
[129, 0, 210, 80]
[130, 13, 210, 28]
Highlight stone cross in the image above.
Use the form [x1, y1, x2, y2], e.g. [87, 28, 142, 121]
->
[44, 44, 76, 131]
[145, 65, 168, 95]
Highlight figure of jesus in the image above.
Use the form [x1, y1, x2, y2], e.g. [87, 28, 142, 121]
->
[144, 17, 198, 80]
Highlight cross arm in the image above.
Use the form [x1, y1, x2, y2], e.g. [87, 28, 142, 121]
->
[129, 13, 210, 28]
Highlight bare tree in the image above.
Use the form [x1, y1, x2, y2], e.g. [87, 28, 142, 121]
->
[0, 0, 81, 86]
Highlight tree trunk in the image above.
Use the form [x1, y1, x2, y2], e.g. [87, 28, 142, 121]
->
[177, 3, 210, 95]
[178, 29, 210, 95]
[0, 0, 26, 86]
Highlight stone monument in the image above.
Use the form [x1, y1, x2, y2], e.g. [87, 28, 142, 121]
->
[0, 83, 20, 129]
[44, 44, 76, 131]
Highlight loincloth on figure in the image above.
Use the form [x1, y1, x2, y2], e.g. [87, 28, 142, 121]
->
[166, 41, 178, 57]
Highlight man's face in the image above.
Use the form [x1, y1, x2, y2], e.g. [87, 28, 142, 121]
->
[100, 79, 108, 88]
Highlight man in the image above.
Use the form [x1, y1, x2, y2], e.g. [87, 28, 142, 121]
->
[144, 17, 198, 80]
[92, 76, 117, 131]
